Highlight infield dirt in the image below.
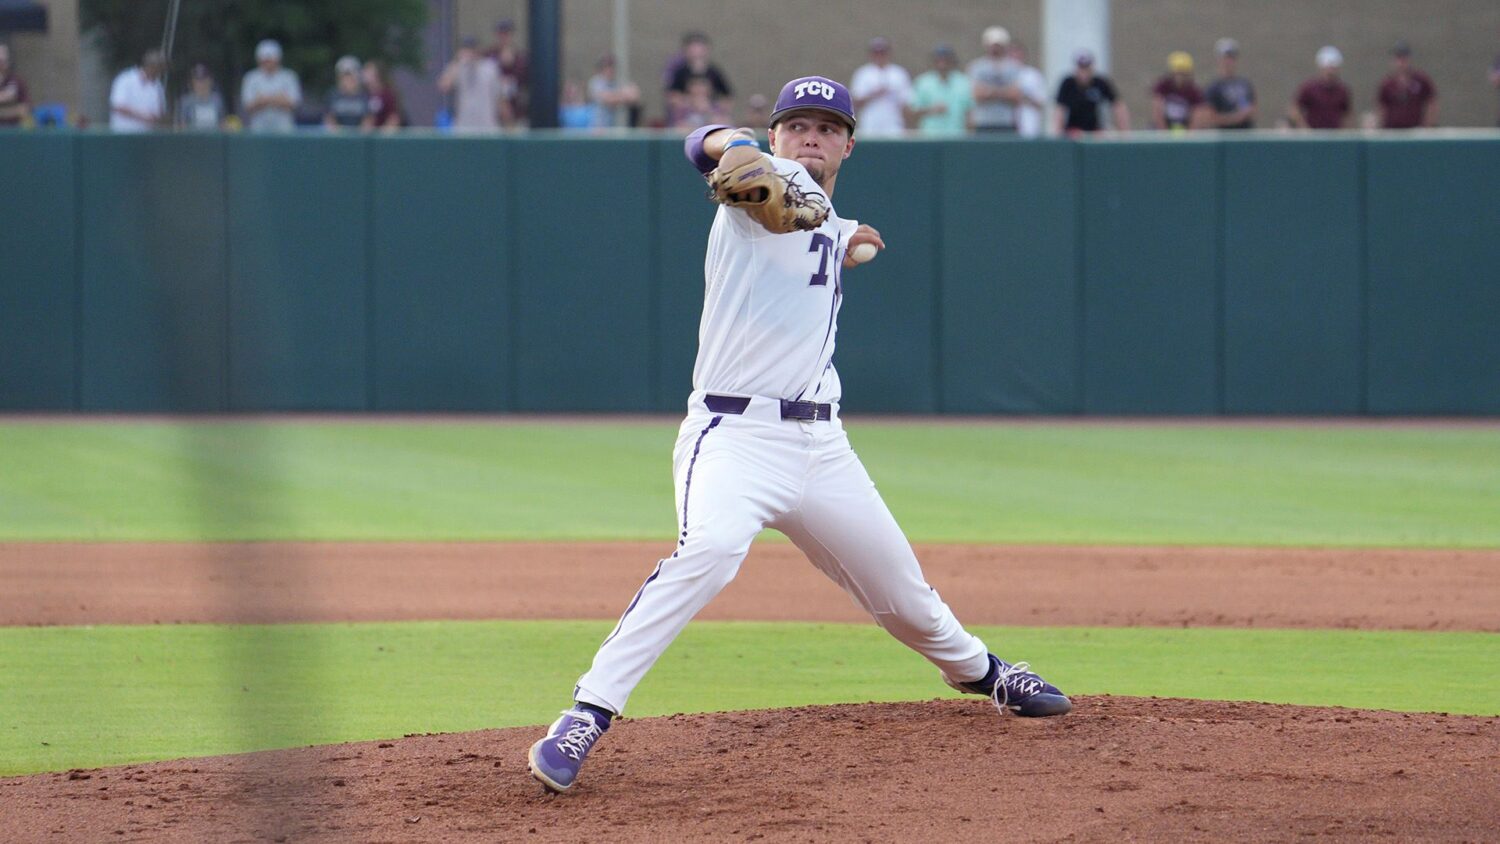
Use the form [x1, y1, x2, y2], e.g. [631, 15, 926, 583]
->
[4, 540, 1499, 841]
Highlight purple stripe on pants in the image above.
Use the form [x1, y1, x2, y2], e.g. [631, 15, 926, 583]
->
[599, 415, 722, 648]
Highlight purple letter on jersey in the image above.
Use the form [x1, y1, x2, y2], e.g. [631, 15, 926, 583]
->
[808, 233, 835, 286]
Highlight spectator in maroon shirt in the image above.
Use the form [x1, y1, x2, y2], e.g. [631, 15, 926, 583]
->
[361, 60, 403, 132]
[1291, 46, 1351, 130]
[486, 19, 529, 126]
[0, 43, 31, 127]
[1377, 41, 1437, 129]
[1151, 51, 1203, 131]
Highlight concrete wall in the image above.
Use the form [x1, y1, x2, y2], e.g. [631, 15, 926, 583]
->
[455, 0, 1500, 128]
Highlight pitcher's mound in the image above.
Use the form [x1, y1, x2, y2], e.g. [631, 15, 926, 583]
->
[5, 697, 1497, 842]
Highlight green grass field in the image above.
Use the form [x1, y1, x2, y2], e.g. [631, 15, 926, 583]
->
[1, 420, 1497, 545]
[1, 419, 1496, 776]
[2, 621, 1495, 776]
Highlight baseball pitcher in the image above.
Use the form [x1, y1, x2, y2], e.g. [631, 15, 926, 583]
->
[529, 75, 1071, 794]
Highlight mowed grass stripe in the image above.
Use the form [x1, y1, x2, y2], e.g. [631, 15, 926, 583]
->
[0, 421, 1497, 546]
[1, 621, 1494, 775]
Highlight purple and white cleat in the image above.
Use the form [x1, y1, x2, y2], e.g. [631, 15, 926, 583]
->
[528, 707, 610, 792]
[947, 654, 1073, 717]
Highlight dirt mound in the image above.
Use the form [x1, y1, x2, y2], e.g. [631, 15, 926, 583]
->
[5, 696, 1497, 843]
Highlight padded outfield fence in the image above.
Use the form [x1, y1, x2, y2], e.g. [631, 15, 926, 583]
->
[0, 132, 1496, 415]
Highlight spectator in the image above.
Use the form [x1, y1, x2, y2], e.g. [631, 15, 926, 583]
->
[1054, 49, 1129, 135]
[1010, 41, 1049, 138]
[240, 40, 301, 133]
[0, 43, 32, 127]
[1378, 41, 1437, 129]
[486, 19, 528, 125]
[109, 49, 166, 132]
[1291, 46, 1351, 130]
[1152, 51, 1204, 132]
[741, 93, 771, 129]
[907, 43, 971, 137]
[362, 60, 403, 132]
[441, 36, 509, 133]
[671, 73, 731, 130]
[176, 64, 225, 130]
[968, 26, 1021, 133]
[1204, 38, 1256, 129]
[850, 37, 912, 137]
[324, 55, 371, 131]
[559, 80, 598, 130]
[587, 54, 640, 129]
[666, 32, 732, 124]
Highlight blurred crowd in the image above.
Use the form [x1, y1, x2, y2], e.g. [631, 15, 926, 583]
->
[2, 20, 1499, 135]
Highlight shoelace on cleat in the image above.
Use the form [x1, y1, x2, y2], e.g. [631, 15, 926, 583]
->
[990, 661, 1045, 715]
[552, 712, 603, 760]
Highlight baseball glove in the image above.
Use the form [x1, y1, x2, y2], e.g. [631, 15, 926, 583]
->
[708, 152, 829, 234]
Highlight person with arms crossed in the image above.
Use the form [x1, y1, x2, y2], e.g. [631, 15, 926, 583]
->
[240, 40, 301, 134]
[1009, 41, 1049, 138]
[968, 26, 1021, 133]
[528, 75, 1072, 795]
[0, 44, 32, 127]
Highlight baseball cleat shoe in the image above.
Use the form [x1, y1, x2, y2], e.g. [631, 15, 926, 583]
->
[528, 707, 610, 793]
[946, 654, 1073, 717]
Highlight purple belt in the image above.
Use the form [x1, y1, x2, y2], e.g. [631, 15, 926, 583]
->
[704, 394, 832, 422]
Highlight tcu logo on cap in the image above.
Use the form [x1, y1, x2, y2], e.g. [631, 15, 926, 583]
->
[794, 80, 836, 100]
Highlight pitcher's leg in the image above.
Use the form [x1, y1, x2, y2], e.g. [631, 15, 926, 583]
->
[574, 420, 784, 715]
[774, 444, 990, 685]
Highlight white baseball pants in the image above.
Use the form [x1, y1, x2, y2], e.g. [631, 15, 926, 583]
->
[573, 391, 991, 715]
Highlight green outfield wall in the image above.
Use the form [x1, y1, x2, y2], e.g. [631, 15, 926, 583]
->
[1, 132, 1497, 415]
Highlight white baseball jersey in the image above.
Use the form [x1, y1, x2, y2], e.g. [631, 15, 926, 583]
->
[694, 157, 861, 405]
[572, 139, 991, 717]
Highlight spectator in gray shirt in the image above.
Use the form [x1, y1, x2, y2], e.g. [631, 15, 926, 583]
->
[969, 26, 1023, 133]
[176, 64, 225, 129]
[240, 39, 301, 133]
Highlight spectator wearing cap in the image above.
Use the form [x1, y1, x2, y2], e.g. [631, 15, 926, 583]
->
[240, 40, 301, 133]
[109, 49, 166, 132]
[1054, 49, 1129, 135]
[325, 56, 371, 131]
[1009, 41, 1049, 138]
[907, 43, 972, 136]
[441, 36, 510, 132]
[1204, 38, 1256, 129]
[486, 19, 528, 125]
[1291, 47, 1351, 130]
[850, 37, 913, 137]
[667, 32, 732, 126]
[1152, 52, 1204, 132]
[0, 44, 32, 127]
[176, 64, 225, 130]
[588, 54, 640, 129]
[968, 26, 1023, 133]
[1378, 41, 1437, 129]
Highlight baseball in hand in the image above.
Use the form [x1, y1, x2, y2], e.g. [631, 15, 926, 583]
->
[849, 242, 879, 263]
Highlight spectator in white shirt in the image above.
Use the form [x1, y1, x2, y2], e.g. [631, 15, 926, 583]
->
[850, 37, 912, 137]
[109, 50, 166, 132]
[1011, 41, 1050, 137]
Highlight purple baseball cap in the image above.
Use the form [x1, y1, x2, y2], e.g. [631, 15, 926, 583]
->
[769, 76, 856, 132]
